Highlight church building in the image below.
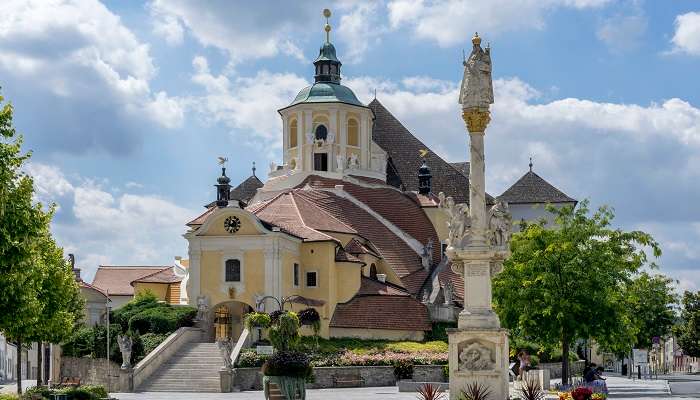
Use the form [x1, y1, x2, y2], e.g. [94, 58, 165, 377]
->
[120, 18, 576, 343]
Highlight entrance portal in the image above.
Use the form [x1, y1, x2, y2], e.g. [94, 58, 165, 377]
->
[208, 301, 254, 342]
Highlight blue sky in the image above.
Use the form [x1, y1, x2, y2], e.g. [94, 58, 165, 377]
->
[2, 0, 699, 291]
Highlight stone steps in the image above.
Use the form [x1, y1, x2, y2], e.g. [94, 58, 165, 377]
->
[138, 341, 225, 392]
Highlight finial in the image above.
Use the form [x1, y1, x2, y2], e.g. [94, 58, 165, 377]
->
[217, 156, 228, 166]
[529, 157, 533, 172]
[252, 161, 256, 177]
[472, 32, 481, 46]
[323, 9, 332, 43]
[373, 88, 377, 99]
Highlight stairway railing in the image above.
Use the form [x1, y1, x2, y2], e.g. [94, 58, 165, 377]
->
[132, 327, 202, 391]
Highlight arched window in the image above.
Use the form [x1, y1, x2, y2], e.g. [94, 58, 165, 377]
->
[370, 264, 377, 279]
[289, 119, 298, 148]
[225, 259, 241, 282]
[315, 124, 328, 141]
[347, 118, 359, 147]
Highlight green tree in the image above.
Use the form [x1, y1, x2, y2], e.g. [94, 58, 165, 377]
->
[625, 273, 677, 349]
[493, 201, 660, 384]
[0, 90, 83, 393]
[675, 291, 700, 357]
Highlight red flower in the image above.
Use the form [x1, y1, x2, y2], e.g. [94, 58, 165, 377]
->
[571, 387, 593, 400]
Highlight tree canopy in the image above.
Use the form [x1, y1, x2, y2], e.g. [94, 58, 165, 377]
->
[493, 200, 660, 383]
[623, 272, 677, 350]
[675, 290, 700, 357]
[0, 89, 83, 392]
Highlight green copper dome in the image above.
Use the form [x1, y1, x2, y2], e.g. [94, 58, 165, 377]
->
[315, 42, 340, 63]
[287, 82, 364, 108]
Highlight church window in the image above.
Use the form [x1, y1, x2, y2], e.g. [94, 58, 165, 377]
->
[225, 259, 241, 282]
[441, 242, 448, 260]
[289, 119, 298, 148]
[315, 124, 328, 141]
[306, 271, 318, 288]
[293, 263, 300, 287]
[347, 118, 359, 146]
[369, 264, 377, 279]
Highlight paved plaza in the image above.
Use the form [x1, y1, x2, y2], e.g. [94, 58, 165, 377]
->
[107, 375, 699, 400]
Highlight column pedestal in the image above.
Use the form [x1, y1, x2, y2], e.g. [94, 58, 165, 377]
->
[119, 367, 134, 392]
[220, 368, 234, 393]
[447, 328, 509, 400]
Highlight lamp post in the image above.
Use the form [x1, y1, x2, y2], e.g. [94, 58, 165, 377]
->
[106, 290, 111, 391]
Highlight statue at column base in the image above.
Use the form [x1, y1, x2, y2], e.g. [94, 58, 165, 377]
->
[447, 328, 509, 400]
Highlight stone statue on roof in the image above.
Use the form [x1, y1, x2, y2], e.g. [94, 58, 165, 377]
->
[459, 33, 494, 110]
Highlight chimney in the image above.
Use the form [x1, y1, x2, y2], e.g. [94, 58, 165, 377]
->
[376, 273, 387, 283]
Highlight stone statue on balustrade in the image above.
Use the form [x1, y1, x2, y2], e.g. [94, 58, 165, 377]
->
[488, 199, 512, 248]
[459, 33, 494, 110]
[438, 192, 471, 250]
[217, 337, 234, 371]
[117, 335, 133, 369]
[196, 295, 209, 322]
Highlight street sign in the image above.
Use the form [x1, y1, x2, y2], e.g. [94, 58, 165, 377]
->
[632, 349, 648, 364]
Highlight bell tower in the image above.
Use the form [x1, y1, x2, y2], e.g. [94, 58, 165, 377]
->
[262, 9, 387, 194]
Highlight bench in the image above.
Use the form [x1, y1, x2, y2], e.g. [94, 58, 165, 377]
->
[333, 373, 364, 388]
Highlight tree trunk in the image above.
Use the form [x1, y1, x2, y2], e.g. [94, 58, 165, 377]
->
[36, 342, 43, 387]
[16, 339, 22, 394]
[562, 332, 570, 386]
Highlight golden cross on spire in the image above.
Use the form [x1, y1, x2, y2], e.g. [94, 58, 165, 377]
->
[323, 9, 332, 43]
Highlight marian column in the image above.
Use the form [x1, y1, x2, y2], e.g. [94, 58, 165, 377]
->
[441, 33, 512, 400]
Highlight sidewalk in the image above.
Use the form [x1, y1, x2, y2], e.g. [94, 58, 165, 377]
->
[0, 379, 38, 394]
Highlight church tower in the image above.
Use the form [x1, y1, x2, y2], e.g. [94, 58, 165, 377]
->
[265, 9, 386, 193]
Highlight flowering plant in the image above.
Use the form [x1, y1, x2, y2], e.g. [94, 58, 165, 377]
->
[571, 387, 593, 400]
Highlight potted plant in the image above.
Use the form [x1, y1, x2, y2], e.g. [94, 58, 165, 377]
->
[262, 311, 310, 400]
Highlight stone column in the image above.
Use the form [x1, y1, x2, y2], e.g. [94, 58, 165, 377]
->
[219, 368, 233, 393]
[463, 108, 491, 247]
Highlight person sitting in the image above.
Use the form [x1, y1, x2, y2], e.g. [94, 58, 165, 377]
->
[584, 363, 599, 383]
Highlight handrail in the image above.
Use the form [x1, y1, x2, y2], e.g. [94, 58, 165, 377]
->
[132, 326, 201, 390]
[230, 328, 250, 367]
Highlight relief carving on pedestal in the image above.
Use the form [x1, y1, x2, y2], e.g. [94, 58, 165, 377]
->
[457, 340, 496, 371]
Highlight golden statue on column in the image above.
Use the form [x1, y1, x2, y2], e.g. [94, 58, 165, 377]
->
[440, 32, 511, 400]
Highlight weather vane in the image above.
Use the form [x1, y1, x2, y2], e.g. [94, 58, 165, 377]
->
[217, 156, 228, 166]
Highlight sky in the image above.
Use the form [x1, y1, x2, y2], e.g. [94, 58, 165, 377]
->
[1, 0, 699, 291]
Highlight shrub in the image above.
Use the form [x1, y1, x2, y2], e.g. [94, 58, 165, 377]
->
[244, 312, 271, 329]
[141, 332, 170, 355]
[297, 308, 320, 330]
[262, 350, 312, 379]
[78, 385, 108, 399]
[129, 308, 175, 334]
[236, 348, 270, 367]
[269, 312, 300, 351]
[416, 383, 446, 400]
[0, 394, 19, 400]
[393, 359, 414, 380]
[518, 376, 545, 400]
[459, 381, 491, 400]
[425, 322, 456, 342]
[20, 386, 50, 399]
[268, 310, 284, 324]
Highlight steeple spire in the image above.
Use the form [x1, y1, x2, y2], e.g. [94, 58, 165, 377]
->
[313, 9, 342, 83]
[252, 161, 256, 177]
[529, 157, 533, 172]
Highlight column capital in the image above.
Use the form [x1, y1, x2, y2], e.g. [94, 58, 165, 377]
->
[462, 108, 491, 133]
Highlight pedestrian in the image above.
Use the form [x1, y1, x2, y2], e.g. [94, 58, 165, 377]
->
[518, 350, 531, 380]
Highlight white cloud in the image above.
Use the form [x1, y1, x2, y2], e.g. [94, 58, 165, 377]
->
[597, 13, 647, 53]
[335, 2, 386, 63]
[27, 162, 194, 281]
[671, 12, 700, 56]
[348, 73, 700, 289]
[0, 0, 183, 151]
[148, 1, 319, 64]
[190, 56, 308, 152]
[387, 0, 610, 47]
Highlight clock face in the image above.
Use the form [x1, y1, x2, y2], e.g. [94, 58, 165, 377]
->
[224, 216, 241, 234]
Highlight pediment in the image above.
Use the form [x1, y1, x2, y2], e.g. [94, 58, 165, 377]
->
[197, 207, 270, 237]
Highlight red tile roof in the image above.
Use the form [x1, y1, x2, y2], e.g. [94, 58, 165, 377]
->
[131, 267, 182, 286]
[335, 247, 364, 264]
[92, 266, 172, 296]
[187, 206, 216, 226]
[357, 276, 410, 296]
[330, 295, 431, 331]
